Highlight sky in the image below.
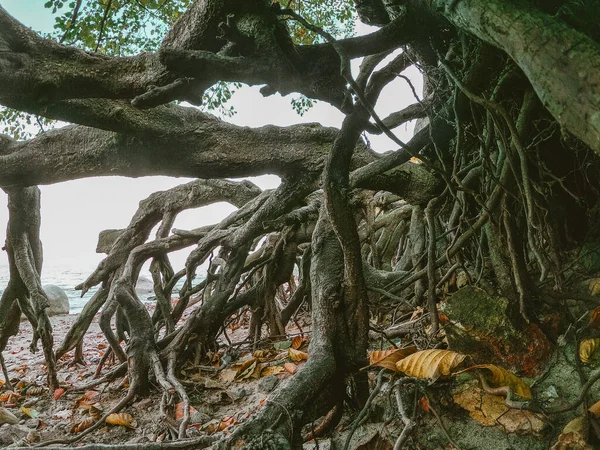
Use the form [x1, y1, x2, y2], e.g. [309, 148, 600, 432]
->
[0, 0, 421, 272]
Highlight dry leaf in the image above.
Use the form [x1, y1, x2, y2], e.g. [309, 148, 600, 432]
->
[0, 391, 20, 403]
[53, 388, 65, 400]
[291, 336, 304, 349]
[72, 417, 96, 433]
[590, 307, 600, 329]
[395, 349, 466, 380]
[365, 345, 417, 371]
[105, 412, 136, 429]
[419, 396, 430, 413]
[579, 338, 600, 363]
[89, 405, 103, 421]
[261, 365, 284, 376]
[284, 362, 297, 374]
[458, 364, 532, 400]
[288, 348, 308, 362]
[26, 385, 44, 396]
[175, 402, 198, 421]
[234, 358, 259, 381]
[589, 279, 600, 296]
[588, 399, 600, 418]
[20, 407, 39, 419]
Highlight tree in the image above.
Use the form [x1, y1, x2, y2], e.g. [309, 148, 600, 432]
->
[0, 0, 600, 448]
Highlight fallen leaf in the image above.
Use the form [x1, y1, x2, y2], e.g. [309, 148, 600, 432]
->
[588, 399, 600, 418]
[261, 365, 284, 376]
[234, 358, 259, 381]
[72, 417, 96, 433]
[395, 349, 466, 380]
[105, 412, 136, 429]
[288, 348, 308, 362]
[419, 396, 430, 413]
[589, 279, 600, 296]
[590, 307, 600, 329]
[291, 336, 303, 350]
[175, 402, 198, 420]
[580, 338, 600, 363]
[365, 346, 417, 371]
[53, 388, 65, 400]
[458, 364, 532, 400]
[284, 362, 297, 374]
[20, 406, 39, 419]
[89, 405, 103, 421]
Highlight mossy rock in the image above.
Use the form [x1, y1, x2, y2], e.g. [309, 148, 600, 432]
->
[441, 287, 551, 375]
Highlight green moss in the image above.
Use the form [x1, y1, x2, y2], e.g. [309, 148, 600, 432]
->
[443, 287, 518, 339]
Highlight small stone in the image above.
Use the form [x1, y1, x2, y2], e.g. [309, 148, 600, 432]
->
[190, 411, 211, 425]
[258, 375, 279, 393]
[231, 387, 248, 400]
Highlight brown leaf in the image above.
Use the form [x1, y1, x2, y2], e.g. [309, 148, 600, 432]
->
[365, 345, 417, 371]
[395, 349, 466, 380]
[284, 362, 297, 374]
[590, 307, 600, 329]
[71, 417, 96, 433]
[580, 338, 600, 363]
[53, 388, 65, 400]
[291, 336, 303, 350]
[457, 364, 532, 400]
[105, 412, 136, 429]
[234, 358, 259, 381]
[288, 348, 308, 362]
[88, 405, 103, 421]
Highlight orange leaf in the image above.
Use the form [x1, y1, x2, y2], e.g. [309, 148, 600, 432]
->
[590, 307, 600, 329]
[396, 349, 466, 380]
[53, 388, 65, 400]
[291, 336, 303, 350]
[175, 402, 198, 421]
[419, 396, 430, 413]
[284, 362, 297, 374]
[589, 400, 600, 418]
[288, 348, 308, 362]
[105, 412, 136, 429]
[365, 346, 417, 371]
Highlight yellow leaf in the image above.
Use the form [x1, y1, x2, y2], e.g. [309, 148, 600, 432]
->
[365, 345, 417, 371]
[589, 278, 600, 296]
[579, 338, 600, 363]
[562, 416, 587, 438]
[395, 349, 466, 380]
[458, 364, 532, 400]
[261, 365, 284, 377]
[288, 348, 308, 362]
[19, 406, 39, 419]
[105, 413, 136, 429]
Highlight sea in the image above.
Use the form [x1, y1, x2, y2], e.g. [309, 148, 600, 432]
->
[0, 262, 183, 314]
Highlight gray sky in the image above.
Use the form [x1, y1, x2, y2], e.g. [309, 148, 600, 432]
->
[0, 0, 421, 271]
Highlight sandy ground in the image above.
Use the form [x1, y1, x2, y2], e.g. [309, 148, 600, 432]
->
[0, 309, 306, 447]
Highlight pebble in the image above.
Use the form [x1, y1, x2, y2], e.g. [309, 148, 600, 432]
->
[258, 375, 279, 393]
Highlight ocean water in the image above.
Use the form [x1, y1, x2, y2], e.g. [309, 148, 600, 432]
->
[0, 262, 177, 314]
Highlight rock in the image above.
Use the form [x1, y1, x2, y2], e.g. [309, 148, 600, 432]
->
[441, 287, 552, 375]
[0, 408, 19, 425]
[44, 285, 70, 316]
[231, 387, 249, 400]
[258, 375, 279, 393]
[304, 438, 332, 449]
[190, 411, 211, 425]
[96, 229, 124, 254]
[135, 275, 154, 295]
